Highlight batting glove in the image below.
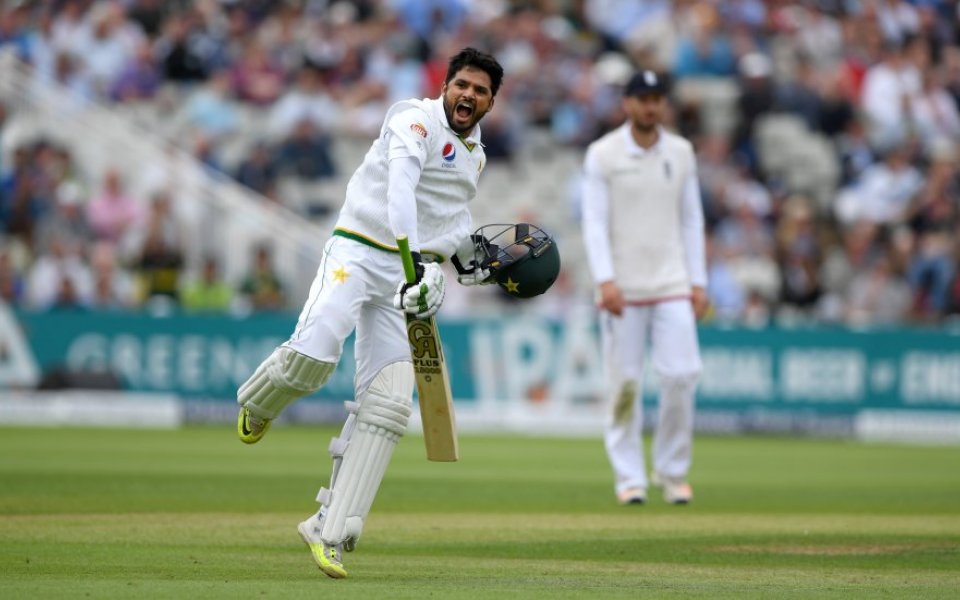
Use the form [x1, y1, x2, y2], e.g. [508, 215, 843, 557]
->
[452, 235, 495, 287]
[394, 256, 445, 318]
[456, 264, 494, 286]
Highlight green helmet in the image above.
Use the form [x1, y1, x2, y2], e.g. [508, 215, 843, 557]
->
[472, 223, 561, 298]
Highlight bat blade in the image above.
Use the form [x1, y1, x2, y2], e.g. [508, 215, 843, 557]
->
[406, 314, 458, 461]
[396, 234, 459, 462]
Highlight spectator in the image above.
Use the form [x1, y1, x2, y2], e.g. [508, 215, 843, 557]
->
[706, 233, 746, 322]
[845, 251, 913, 326]
[267, 64, 341, 140]
[819, 220, 881, 321]
[110, 39, 161, 102]
[24, 233, 92, 310]
[673, 3, 736, 77]
[835, 142, 924, 226]
[238, 243, 285, 311]
[860, 38, 920, 148]
[776, 55, 823, 130]
[155, 12, 208, 83]
[275, 119, 337, 180]
[904, 141, 958, 319]
[732, 52, 775, 167]
[33, 180, 92, 256]
[131, 192, 185, 306]
[74, 2, 145, 98]
[0, 246, 26, 305]
[88, 241, 136, 310]
[2, 146, 49, 245]
[180, 255, 233, 312]
[231, 41, 286, 106]
[182, 69, 241, 142]
[776, 196, 822, 313]
[86, 169, 143, 246]
[234, 142, 278, 195]
[909, 68, 960, 150]
[391, 0, 470, 43]
[0, 4, 32, 61]
[816, 67, 856, 138]
[127, 0, 168, 38]
[835, 117, 876, 186]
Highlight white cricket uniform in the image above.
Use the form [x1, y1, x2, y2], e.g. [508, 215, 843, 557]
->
[581, 124, 706, 494]
[286, 96, 485, 394]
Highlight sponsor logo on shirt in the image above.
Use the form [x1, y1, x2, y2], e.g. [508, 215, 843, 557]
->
[410, 122, 428, 138]
[441, 142, 457, 168]
[442, 142, 456, 162]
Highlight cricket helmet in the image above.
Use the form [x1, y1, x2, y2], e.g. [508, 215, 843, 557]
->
[471, 223, 560, 298]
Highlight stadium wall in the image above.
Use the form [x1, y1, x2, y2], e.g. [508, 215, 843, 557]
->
[2, 305, 959, 443]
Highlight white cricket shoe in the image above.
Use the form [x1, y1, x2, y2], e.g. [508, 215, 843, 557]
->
[651, 471, 693, 505]
[616, 487, 647, 505]
[297, 516, 347, 578]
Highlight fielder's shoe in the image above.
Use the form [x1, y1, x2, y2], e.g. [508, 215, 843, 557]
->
[617, 487, 647, 505]
[237, 407, 271, 444]
[297, 519, 347, 579]
[651, 471, 693, 505]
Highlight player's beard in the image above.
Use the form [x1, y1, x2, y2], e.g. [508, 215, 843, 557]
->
[632, 119, 658, 135]
[443, 96, 483, 135]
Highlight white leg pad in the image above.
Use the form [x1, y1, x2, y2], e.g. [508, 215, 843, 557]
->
[237, 346, 335, 420]
[318, 361, 414, 546]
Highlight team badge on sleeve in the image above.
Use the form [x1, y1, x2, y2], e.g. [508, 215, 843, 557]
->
[410, 123, 428, 138]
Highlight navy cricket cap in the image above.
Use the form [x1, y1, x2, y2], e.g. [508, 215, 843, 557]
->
[624, 70, 668, 97]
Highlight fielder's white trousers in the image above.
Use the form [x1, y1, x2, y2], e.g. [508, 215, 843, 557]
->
[286, 236, 410, 395]
[599, 299, 702, 494]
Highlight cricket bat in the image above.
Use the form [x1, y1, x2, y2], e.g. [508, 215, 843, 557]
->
[397, 235, 459, 462]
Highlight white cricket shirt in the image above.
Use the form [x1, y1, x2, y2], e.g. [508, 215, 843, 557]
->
[334, 96, 486, 261]
[581, 124, 707, 303]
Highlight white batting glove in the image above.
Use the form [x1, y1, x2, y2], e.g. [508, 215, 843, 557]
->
[453, 235, 495, 287]
[456, 264, 494, 286]
[394, 261, 445, 318]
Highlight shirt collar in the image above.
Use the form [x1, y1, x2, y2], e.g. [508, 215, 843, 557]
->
[428, 96, 483, 147]
[621, 123, 662, 156]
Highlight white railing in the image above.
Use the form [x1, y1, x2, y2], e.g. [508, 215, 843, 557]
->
[0, 49, 327, 306]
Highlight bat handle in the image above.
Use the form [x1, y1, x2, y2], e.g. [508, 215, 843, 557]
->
[396, 235, 418, 284]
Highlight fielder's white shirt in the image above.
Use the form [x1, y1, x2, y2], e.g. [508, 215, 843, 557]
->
[581, 124, 707, 302]
[334, 96, 485, 260]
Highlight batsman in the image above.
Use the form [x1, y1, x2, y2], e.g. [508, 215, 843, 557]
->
[234, 47, 556, 579]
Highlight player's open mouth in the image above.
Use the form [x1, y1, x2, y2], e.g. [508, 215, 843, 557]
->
[455, 102, 474, 120]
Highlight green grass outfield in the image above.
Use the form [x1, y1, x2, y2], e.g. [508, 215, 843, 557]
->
[1, 426, 959, 599]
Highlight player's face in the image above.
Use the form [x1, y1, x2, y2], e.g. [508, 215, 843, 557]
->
[441, 66, 495, 135]
[623, 93, 665, 132]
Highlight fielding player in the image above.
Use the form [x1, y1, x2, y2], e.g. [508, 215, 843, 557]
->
[580, 70, 709, 506]
[235, 47, 504, 578]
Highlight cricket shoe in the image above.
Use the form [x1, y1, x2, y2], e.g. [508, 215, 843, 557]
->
[651, 471, 693, 505]
[298, 519, 347, 579]
[237, 407, 271, 444]
[617, 487, 647, 505]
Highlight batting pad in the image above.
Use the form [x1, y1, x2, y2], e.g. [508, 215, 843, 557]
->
[237, 346, 335, 419]
[319, 361, 414, 546]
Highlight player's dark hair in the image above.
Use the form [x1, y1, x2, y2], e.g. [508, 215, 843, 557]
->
[445, 47, 504, 97]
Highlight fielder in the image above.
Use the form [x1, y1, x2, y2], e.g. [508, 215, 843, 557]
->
[580, 70, 709, 506]
[235, 47, 504, 578]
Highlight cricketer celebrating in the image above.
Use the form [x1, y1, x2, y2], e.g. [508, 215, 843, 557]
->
[235, 47, 504, 578]
[580, 70, 709, 507]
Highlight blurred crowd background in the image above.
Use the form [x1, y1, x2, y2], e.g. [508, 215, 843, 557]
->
[2, 0, 960, 328]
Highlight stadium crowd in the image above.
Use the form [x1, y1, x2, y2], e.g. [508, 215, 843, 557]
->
[2, 0, 960, 326]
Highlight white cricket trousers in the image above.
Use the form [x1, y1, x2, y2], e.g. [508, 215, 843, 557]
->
[286, 235, 410, 395]
[600, 299, 702, 494]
